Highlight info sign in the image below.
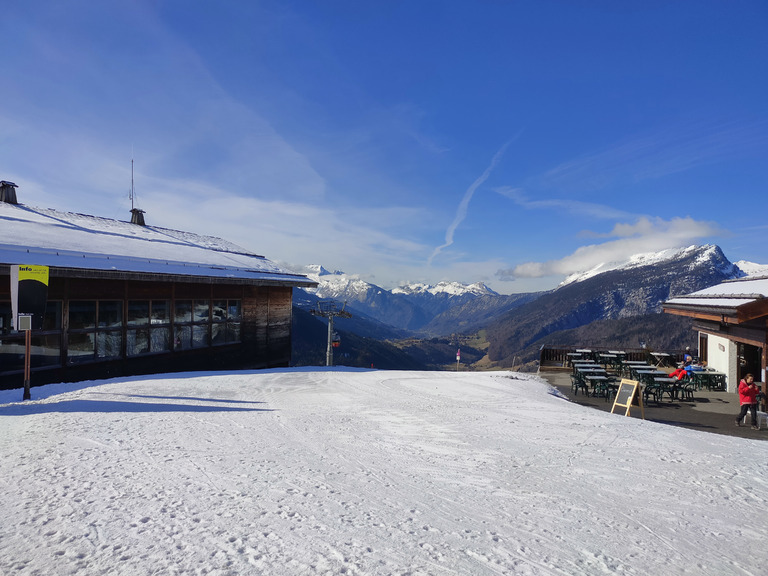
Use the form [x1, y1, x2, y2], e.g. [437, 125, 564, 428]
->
[10, 265, 49, 331]
[611, 378, 645, 419]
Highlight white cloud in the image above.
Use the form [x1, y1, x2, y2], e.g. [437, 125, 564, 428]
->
[428, 141, 512, 265]
[130, 177, 429, 275]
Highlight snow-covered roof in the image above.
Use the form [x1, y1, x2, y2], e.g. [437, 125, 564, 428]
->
[664, 275, 768, 321]
[0, 202, 316, 287]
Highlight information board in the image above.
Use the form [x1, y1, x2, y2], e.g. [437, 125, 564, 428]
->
[611, 378, 644, 418]
[11, 265, 49, 330]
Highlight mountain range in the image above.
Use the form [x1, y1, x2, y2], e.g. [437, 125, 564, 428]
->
[292, 246, 767, 370]
[295, 265, 539, 335]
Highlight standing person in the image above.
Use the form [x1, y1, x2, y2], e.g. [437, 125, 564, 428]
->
[736, 373, 760, 429]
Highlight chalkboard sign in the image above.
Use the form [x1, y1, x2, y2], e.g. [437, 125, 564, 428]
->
[611, 379, 644, 418]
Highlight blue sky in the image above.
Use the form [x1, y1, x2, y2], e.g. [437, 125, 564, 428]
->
[2, 1, 766, 294]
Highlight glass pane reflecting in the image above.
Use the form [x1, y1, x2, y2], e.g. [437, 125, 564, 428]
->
[211, 322, 226, 346]
[127, 301, 150, 326]
[96, 331, 122, 359]
[69, 301, 96, 330]
[151, 327, 170, 352]
[193, 300, 209, 322]
[30, 334, 61, 367]
[98, 301, 122, 328]
[174, 326, 191, 350]
[228, 301, 242, 321]
[0, 334, 25, 371]
[192, 325, 209, 348]
[175, 300, 192, 323]
[43, 301, 63, 331]
[68, 333, 95, 363]
[151, 301, 169, 324]
[126, 329, 150, 356]
[212, 300, 227, 322]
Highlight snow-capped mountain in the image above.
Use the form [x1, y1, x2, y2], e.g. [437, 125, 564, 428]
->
[294, 266, 532, 335]
[301, 266, 385, 301]
[295, 246, 766, 353]
[734, 260, 768, 278]
[485, 244, 749, 368]
[560, 245, 740, 287]
[393, 281, 498, 297]
[295, 267, 428, 331]
[302, 266, 498, 300]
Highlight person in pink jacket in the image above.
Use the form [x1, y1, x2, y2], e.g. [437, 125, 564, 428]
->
[736, 374, 760, 429]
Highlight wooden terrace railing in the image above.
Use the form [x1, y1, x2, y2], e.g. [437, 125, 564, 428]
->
[538, 345, 691, 370]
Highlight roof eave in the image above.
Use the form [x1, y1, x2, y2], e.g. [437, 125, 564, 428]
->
[662, 304, 739, 323]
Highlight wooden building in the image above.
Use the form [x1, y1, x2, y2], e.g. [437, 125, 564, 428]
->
[663, 276, 768, 393]
[0, 190, 316, 390]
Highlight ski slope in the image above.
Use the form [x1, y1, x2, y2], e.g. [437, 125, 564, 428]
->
[1, 369, 766, 575]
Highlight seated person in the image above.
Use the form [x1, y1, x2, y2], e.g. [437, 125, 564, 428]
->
[669, 364, 693, 380]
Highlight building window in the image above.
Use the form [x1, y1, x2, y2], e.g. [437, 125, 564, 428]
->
[127, 301, 150, 326]
[212, 300, 242, 345]
[2, 292, 243, 375]
[69, 300, 97, 330]
[99, 301, 122, 328]
[175, 300, 192, 323]
[68, 301, 123, 364]
[174, 299, 241, 350]
[127, 300, 171, 357]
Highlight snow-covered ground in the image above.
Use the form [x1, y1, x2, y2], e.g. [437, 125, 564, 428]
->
[1, 369, 766, 575]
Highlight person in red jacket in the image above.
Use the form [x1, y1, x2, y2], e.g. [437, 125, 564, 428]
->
[736, 373, 760, 429]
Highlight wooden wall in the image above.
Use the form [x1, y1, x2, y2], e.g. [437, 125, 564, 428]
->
[242, 286, 293, 367]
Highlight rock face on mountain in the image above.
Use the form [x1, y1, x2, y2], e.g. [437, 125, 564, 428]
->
[485, 245, 741, 367]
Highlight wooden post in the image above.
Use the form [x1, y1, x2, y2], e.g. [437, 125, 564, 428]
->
[23, 328, 32, 401]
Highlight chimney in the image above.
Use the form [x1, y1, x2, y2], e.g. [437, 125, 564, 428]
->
[0, 181, 18, 204]
[130, 207, 146, 226]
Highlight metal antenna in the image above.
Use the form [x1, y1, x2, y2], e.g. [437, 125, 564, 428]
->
[310, 300, 352, 366]
[130, 157, 135, 210]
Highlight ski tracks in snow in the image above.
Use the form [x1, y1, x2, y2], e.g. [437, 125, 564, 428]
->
[1, 370, 767, 575]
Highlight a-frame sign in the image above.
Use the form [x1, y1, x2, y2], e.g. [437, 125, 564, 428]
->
[611, 378, 645, 419]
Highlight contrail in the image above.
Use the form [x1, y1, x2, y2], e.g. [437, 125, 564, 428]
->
[428, 140, 512, 266]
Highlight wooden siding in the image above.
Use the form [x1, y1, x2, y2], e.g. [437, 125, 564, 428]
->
[241, 286, 293, 367]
